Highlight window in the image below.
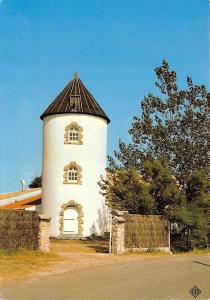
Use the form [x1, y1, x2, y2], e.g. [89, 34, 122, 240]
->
[69, 128, 78, 141]
[64, 122, 83, 145]
[63, 162, 82, 184]
[68, 167, 77, 182]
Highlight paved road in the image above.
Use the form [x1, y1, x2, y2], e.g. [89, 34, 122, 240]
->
[1, 255, 210, 300]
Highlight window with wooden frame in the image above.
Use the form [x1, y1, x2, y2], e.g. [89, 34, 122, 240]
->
[63, 162, 82, 184]
[64, 122, 83, 145]
[68, 167, 77, 182]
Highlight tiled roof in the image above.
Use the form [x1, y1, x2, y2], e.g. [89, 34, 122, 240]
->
[0, 188, 42, 207]
[0, 188, 41, 200]
[0, 193, 42, 210]
[40, 73, 110, 123]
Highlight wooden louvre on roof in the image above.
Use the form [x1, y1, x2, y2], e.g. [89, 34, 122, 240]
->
[40, 73, 110, 123]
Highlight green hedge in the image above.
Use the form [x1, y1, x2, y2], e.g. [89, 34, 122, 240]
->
[0, 210, 39, 250]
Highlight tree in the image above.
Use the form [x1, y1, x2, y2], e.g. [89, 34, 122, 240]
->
[142, 159, 184, 216]
[168, 169, 210, 250]
[99, 168, 155, 214]
[100, 160, 183, 216]
[101, 61, 209, 249]
[100, 160, 209, 250]
[184, 170, 209, 248]
[29, 176, 42, 188]
[108, 60, 209, 186]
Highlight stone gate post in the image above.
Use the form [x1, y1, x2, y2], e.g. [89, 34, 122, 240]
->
[38, 214, 51, 252]
[111, 211, 126, 254]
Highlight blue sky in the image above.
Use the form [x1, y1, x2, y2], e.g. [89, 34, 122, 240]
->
[0, 0, 209, 193]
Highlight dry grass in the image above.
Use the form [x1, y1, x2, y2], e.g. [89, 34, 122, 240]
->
[1, 239, 208, 284]
[50, 238, 109, 254]
[123, 250, 171, 257]
[175, 248, 210, 256]
[0, 248, 62, 283]
[0, 239, 109, 283]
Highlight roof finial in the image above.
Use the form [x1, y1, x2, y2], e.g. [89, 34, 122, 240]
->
[74, 71, 79, 80]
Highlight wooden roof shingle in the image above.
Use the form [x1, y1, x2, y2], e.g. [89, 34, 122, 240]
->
[40, 73, 110, 123]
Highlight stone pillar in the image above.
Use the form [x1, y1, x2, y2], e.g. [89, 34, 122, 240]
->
[38, 214, 51, 252]
[112, 215, 126, 254]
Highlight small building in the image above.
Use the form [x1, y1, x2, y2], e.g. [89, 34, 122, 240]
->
[40, 73, 110, 238]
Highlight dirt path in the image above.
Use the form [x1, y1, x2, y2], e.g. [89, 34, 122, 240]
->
[0, 239, 171, 283]
[1, 254, 210, 300]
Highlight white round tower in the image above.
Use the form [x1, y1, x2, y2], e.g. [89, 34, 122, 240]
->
[40, 73, 110, 238]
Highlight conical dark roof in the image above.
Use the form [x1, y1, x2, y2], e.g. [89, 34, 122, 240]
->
[40, 73, 110, 123]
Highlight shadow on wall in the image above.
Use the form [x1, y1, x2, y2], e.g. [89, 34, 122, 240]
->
[90, 223, 97, 235]
[89, 203, 110, 236]
[86, 204, 111, 253]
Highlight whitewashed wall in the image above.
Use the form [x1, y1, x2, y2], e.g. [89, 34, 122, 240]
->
[41, 113, 107, 237]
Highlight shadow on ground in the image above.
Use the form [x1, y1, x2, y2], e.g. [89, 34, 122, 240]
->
[86, 244, 109, 253]
[82, 239, 109, 253]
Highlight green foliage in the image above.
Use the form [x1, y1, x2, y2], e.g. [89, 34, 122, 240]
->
[29, 175, 42, 188]
[186, 170, 209, 204]
[101, 61, 209, 250]
[165, 169, 209, 250]
[142, 159, 184, 215]
[101, 160, 209, 250]
[99, 168, 155, 214]
[185, 170, 210, 249]
[100, 160, 183, 217]
[108, 60, 209, 186]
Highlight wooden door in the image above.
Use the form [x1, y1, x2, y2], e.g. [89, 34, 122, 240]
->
[63, 207, 79, 234]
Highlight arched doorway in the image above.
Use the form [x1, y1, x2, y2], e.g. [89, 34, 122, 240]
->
[59, 200, 84, 238]
[63, 207, 79, 234]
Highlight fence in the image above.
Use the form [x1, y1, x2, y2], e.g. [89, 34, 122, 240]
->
[0, 210, 51, 252]
[112, 211, 170, 254]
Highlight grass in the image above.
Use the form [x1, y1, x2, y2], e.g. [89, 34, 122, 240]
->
[0, 239, 109, 283]
[0, 239, 209, 283]
[50, 238, 109, 254]
[123, 248, 210, 258]
[176, 248, 210, 255]
[0, 248, 62, 283]
[123, 249, 171, 257]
